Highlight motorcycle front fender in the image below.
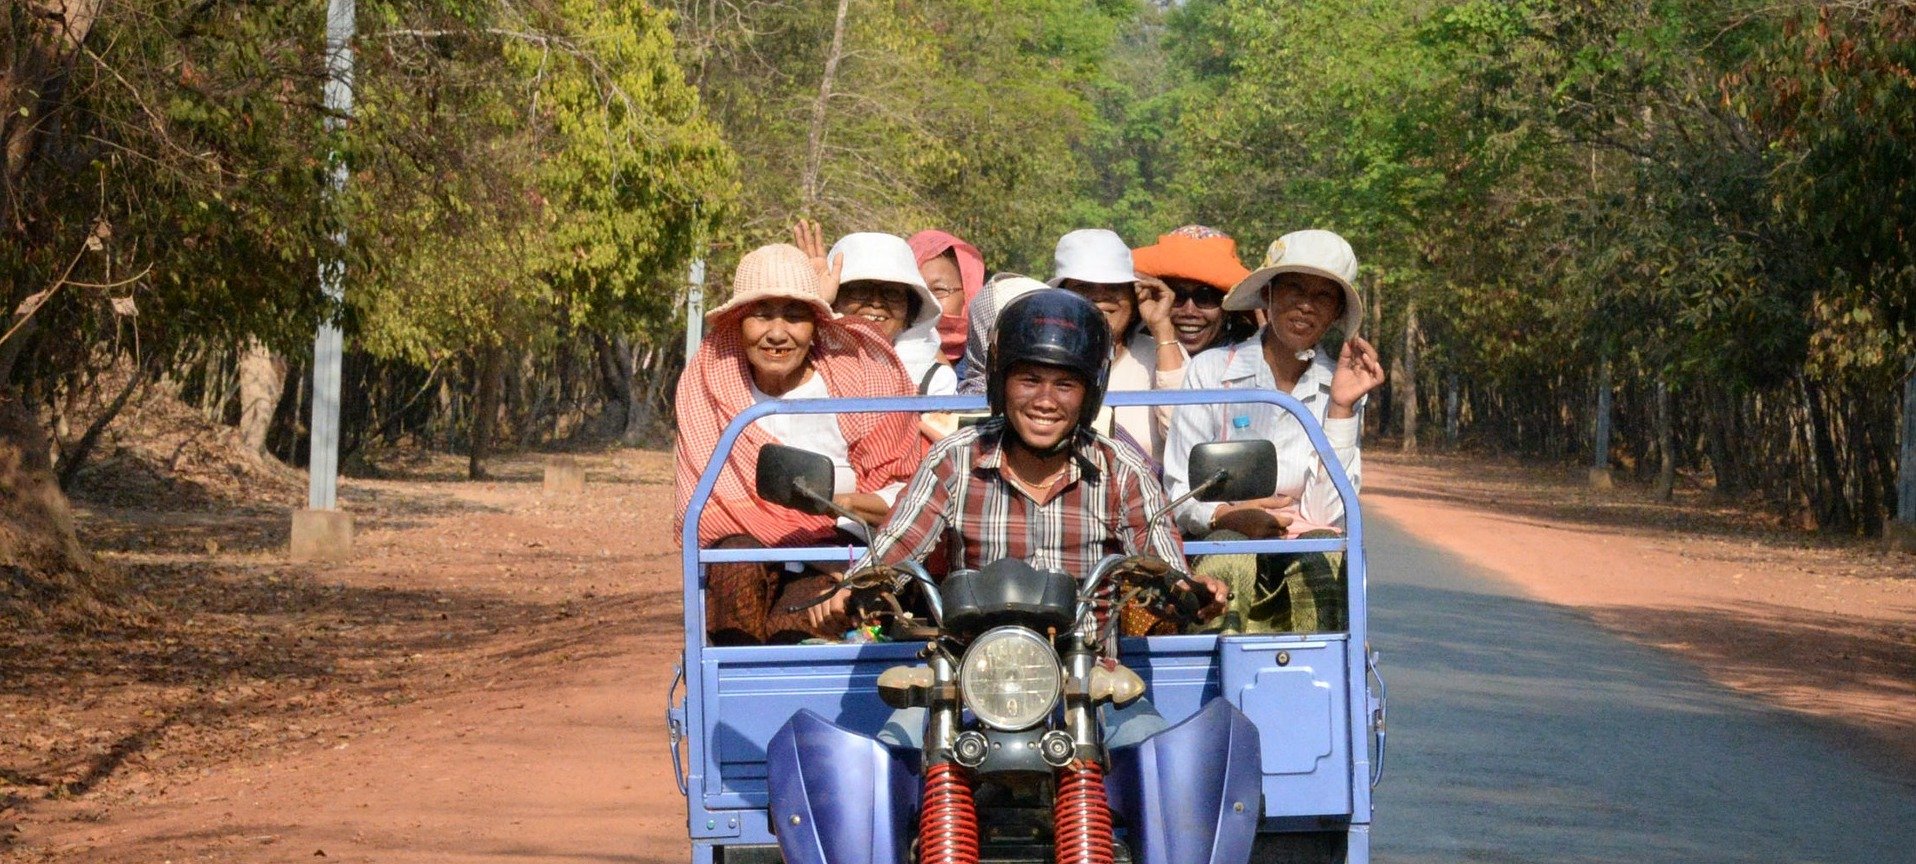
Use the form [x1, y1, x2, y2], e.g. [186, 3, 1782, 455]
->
[766, 709, 920, 864]
[1107, 697, 1263, 864]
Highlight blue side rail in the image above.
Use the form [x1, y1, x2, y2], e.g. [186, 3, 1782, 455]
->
[671, 389, 1377, 852]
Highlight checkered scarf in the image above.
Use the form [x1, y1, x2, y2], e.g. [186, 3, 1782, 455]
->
[674, 312, 923, 547]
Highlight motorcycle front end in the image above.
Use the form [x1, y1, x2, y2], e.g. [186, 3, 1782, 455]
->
[765, 556, 1263, 864]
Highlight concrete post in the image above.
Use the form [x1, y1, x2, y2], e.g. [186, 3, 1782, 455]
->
[543, 456, 587, 497]
[686, 257, 706, 358]
[292, 0, 356, 561]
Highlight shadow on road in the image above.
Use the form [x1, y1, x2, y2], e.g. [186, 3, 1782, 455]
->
[1365, 514, 1916, 864]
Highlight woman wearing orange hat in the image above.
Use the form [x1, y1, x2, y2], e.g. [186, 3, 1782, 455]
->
[1130, 225, 1260, 358]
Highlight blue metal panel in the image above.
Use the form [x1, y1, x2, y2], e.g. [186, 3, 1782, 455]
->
[674, 390, 1377, 858]
[766, 710, 918, 864]
[1116, 634, 1221, 723]
[702, 643, 919, 811]
[1221, 639, 1352, 820]
[1107, 698, 1263, 864]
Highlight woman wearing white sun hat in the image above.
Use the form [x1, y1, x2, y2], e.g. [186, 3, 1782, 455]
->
[1162, 229, 1385, 633]
[1046, 228, 1188, 463]
[818, 230, 958, 398]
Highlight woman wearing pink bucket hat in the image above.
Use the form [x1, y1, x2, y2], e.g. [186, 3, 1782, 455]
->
[673, 242, 924, 645]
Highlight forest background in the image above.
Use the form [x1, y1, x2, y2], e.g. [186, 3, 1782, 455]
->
[3, 0, 1911, 611]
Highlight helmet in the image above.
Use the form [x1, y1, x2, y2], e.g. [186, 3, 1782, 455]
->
[987, 290, 1112, 434]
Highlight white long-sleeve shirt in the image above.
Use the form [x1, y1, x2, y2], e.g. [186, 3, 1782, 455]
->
[1095, 329, 1186, 462]
[1161, 331, 1362, 537]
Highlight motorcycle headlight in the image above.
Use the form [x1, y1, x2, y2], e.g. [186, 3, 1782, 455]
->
[959, 627, 1062, 731]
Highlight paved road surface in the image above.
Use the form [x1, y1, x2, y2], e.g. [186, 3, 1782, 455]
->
[1365, 513, 1916, 863]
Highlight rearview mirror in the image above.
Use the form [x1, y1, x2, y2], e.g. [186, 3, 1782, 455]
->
[1187, 440, 1277, 502]
[755, 444, 836, 515]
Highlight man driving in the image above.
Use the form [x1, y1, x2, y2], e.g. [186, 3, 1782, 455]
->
[826, 288, 1229, 628]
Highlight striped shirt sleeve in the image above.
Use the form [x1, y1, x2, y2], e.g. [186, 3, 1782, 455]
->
[1108, 439, 1189, 575]
[856, 431, 967, 577]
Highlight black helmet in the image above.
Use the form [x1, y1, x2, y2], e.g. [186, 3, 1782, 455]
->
[987, 289, 1112, 432]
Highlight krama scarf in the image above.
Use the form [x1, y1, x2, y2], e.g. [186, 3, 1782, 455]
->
[907, 230, 984, 364]
[674, 313, 924, 547]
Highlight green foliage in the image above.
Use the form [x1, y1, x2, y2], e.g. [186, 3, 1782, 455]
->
[4, 0, 1906, 532]
[1154, 0, 1911, 531]
[3, 0, 334, 376]
[350, 0, 736, 366]
[663, 0, 1129, 272]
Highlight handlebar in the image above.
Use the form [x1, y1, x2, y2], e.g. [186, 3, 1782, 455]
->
[1077, 554, 1219, 636]
[783, 559, 945, 629]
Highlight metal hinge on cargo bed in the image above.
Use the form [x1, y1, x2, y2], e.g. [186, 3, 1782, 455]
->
[667, 662, 688, 796]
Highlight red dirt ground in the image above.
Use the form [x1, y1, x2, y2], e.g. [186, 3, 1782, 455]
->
[3, 448, 1910, 862]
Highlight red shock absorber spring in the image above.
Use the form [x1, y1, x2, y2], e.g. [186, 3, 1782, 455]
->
[918, 762, 980, 864]
[1054, 759, 1115, 864]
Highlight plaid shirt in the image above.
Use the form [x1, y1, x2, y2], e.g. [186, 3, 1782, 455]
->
[856, 418, 1187, 582]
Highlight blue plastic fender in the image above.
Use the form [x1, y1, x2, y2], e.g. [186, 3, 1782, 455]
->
[765, 709, 920, 864]
[1107, 697, 1263, 864]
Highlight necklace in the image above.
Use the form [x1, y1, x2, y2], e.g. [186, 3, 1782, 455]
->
[1011, 462, 1070, 498]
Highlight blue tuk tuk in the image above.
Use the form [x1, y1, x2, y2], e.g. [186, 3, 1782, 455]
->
[669, 389, 1385, 864]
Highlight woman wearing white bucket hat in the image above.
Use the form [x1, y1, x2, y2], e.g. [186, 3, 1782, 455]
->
[1161, 229, 1385, 633]
[794, 223, 959, 399]
[1047, 228, 1188, 462]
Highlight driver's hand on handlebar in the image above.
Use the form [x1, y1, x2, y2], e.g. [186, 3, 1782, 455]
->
[807, 586, 851, 633]
[1208, 495, 1295, 539]
[832, 492, 893, 526]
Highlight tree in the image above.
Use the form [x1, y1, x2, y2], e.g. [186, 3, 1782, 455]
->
[351, 0, 737, 475]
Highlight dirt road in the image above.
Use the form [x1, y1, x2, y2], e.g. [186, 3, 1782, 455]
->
[5, 449, 1911, 862]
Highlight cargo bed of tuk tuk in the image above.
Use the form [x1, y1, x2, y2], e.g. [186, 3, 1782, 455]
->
[669, 390, 1384, 864]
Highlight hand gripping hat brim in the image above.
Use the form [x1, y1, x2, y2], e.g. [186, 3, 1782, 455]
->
[1223, 229, 1363, 336]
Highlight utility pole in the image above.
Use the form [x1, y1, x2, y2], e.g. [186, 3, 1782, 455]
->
[291, 0, 356, 561]
[685, 257, 706, 358]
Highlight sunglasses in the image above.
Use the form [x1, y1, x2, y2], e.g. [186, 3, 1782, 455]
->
[836, 283, 911, 311]
[1170, 286, 1227, 309]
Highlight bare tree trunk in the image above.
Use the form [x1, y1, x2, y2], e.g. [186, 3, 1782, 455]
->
[0, 392, 88, 575]
[468, 345, 503, 480]
[1393, 298, 1419, 454]
[1706, 386, 1745, 499]
[236, 339, 285, 454]
[2, 0, 103, 227]
[55, 358, 148, 489]
[1653, 379, 1675, 501]
[1800, 374, 1853, 533]
[1893, 366, 1915, 549]
[1590, 351, 1614, 487]
[1444, 372, 1460, 446]
[800, 0, 851, 214]
[620, 338, 651, 445]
